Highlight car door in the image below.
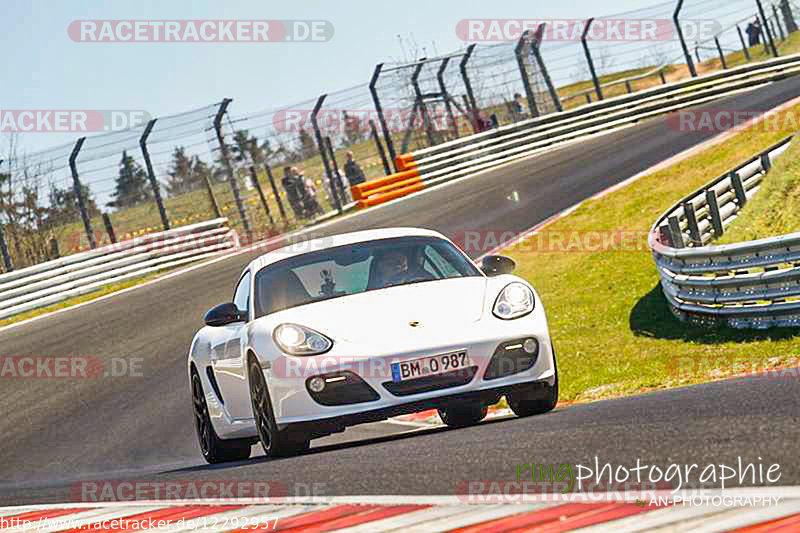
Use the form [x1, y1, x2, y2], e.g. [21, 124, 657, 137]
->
[210, 270, 252, 420]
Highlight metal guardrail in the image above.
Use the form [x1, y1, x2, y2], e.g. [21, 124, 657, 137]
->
[0, 218, 238, 320]
[647, 135, 800, 329]
[353, 53, 800, 207]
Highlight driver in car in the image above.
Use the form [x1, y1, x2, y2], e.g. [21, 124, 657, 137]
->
[373, 249, 432, 288]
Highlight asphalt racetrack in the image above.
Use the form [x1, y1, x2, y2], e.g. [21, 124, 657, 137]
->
[2, 77, 799, 505]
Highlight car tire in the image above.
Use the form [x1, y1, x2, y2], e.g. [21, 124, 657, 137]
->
[438, 403, 488, 427]
[507, 352, 558, 417]
[248, 356, 310, 458]
[191, 370, 252, 464]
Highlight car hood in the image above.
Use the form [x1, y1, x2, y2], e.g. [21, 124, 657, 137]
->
[261, 276, 489, 343]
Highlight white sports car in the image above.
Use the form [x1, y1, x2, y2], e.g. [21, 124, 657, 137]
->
[188, 227, 558, 463]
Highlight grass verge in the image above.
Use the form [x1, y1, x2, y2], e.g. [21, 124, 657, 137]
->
[498, 102, 800, 404]
[717, 137, 800, 242]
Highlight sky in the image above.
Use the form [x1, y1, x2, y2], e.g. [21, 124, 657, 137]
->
[2, 0, 680, 154]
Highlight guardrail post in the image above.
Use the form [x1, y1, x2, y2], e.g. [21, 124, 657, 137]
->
[780, 0, 798, 33]
[460, 44, 480, 132]
[659, 70, 667, 84]
[249, 166, 274, 225]
[714, 37, 728, 69]
[311, 94, 343, 214]
[214, 98, 251, 233]
[760, 152, 772, 172]
[705, 189, 724, 236]
[772, 5, 787, 40]
[369, 63, 397, 171]
[581, 18, 603, 101]
[515, 30, 539, 118]
[683, 202, 702, 244]
[736, 25, 751, 61]
[667, 216, 685, 248]
[140, 118, 170, 231]
[203, 175, 222, 218]
[369, 119, 391, 175]
[0, 226, 12, 272]
[411, 61, 437, 147]
[674, 0, 698, 77]
[756, 0, 779, 57]
[531, 23, 563, 112]
[436, 58, 459, 137]
[68, 137, 96, 250]
[730, 171, 748, 206]
[264, 165, 287, 223]
[625, 80, 633, 93]
[102, 212, 117, 244]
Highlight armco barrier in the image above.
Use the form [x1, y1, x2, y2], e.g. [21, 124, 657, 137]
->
[648, 135, 800, 329]
[356, 53, 800, 207]
[0, 218, 238, 320]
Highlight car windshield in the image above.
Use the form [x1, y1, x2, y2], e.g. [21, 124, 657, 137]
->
[254, 236, 481, 317]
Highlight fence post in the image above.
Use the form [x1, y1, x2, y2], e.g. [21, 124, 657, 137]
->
[514, 30, 539, 118]
[411, 61, 437, 147]
[715, 37, 728, 69]
[674, 0, 698, 77]
[139, 118, 170, 230]
[264, 165, 287, 223]
[436, 57, 459, 138]
[249, 166, 273, 225]
[659, 69, 667, 84]
[0, 226, 12, 272]
[780, 0, 798, 33]
[736, 25, 751, 60]
[667, 216, 685, 248]
[68, 137, 96, 250]
[102, 212, 117, 244]
[311, 94, 342, 214]
[370, 120, 391, 176]
[730, 171, 748, 206]
[683, 202, 702, 244]
[213, 98, 251, 233]
[203, 175, 222, 218]
[772, 5, 787, 40]
[581, 18, 603, 101]
[49, 238, 59, 260]
[460, 44, 480, 132]
[705, 189, 724, 236]
[369, 63, 397, 171]
[324, 136, 347, 204]
[531, 23, 563, 112]
[625, 80, 633, 93]
[757, 0, 779, 57]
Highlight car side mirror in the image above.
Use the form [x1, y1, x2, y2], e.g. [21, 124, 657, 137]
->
[204, 302, 247, 327]
[481, 255, 516, 276]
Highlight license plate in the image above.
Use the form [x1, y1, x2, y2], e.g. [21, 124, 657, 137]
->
[391, 351, 470, 382]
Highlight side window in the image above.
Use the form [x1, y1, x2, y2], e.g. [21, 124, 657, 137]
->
[424, 245, 460, 278]
[233, 271, 251, 315]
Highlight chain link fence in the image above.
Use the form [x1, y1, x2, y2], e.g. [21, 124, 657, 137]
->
[2, 0, 798, 272]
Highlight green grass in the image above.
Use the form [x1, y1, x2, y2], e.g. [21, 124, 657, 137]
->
[496, 101, 800, 403]
[716, 137, 800, 243]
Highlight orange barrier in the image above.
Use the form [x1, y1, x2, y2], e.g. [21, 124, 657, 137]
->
[364, 176, 422, 198]
[357, 182, 426, 208]
[395, 153, 417, 172]
[351, 168, 419, 201]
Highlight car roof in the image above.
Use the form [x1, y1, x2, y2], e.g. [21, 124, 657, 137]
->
[247, 227, 448, 273]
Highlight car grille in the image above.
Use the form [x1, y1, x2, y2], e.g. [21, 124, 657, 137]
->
[306, 371, 380, 406]
[382, 366, 478, 396]
[483, 338, 539, 380]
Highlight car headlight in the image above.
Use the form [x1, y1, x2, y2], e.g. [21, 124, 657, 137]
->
[273, 323, 333, 355]
[493, 282, 535, 320]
